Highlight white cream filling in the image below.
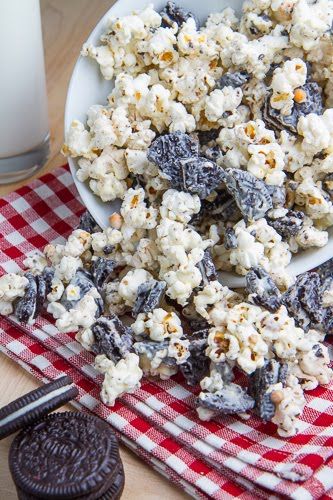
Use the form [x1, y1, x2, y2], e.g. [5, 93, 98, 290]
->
[1, 384, 73, 426]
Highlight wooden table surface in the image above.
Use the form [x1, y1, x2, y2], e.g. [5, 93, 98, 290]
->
[0, 2, 187, 498]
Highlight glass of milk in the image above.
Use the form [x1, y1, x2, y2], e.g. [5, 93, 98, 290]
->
[0, 0, 49, 184]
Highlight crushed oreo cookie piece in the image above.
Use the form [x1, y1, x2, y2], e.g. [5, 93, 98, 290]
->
[249, 359, 288, 421]
[35, 274, 47, 318]
[215, 362, 235, 385]
[180, 157, 226, 198]
[41, 267, 55, 296]
[132, 280, 166, 318]
[263, 82, 323, 134]
[91, 315, 133, 362]
[246, 266, 281, 312]
[103, 245, 114, 255]
[14, 273, 37, 323]
[266, 185, 286, 208]
[267, 210, 304, 239]
[148, 131, 198, 188]
[224, 227, 238, 250]
[202, 145, 224, 163]
[315, 258, 333, 281]
[224, 169, 273, 221]
[216, 71, 250, 90]
[198, 251, 218, 285]
[180, 329, 209, 385]
[77, 211, 101, 234]
[197, 191, 241, 223]
[161, 1, 199, 28]
[282, 272, 325, 331]
[134, 339, 169, 359]
[197, 128, 221, 145]
[91, 257, 116, 290]
[198, 383, 255, 415]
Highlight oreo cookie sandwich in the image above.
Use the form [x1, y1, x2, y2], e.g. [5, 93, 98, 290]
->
[9, 411, 124, 499]
[0, 375, 78, 440]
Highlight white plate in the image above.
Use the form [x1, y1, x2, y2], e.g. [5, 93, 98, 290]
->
[64, 0, 333, 288]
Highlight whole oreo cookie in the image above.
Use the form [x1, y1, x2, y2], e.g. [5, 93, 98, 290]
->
[0, 375, 78, 440]
[9, 411, 124, 500]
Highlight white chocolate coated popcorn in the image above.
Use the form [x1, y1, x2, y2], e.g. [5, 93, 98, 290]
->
[132, 308, 183, 342]
[0, 274, 28, 316]
[118, 268, 153, 307]
[95, 352, 143, 406]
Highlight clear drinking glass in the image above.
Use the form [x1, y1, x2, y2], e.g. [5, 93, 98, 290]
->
[0, 0, 50, 184]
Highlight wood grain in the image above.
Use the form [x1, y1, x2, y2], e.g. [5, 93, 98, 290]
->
[0, 1, 188, 498]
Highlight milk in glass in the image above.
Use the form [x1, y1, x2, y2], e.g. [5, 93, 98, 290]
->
[0, 0, 49, 183]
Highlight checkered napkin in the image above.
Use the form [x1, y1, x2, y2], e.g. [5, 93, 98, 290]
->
[1, 166, 333, 499]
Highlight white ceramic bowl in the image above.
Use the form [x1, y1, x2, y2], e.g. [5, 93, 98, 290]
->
[65, 0, 333, 288]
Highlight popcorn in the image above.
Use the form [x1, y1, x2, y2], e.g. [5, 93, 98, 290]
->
[230, 223, 265, 272]
[91, 227, 123, 253]
[132, 308, 183, 341]
[270, 58, 307, 115]
[75, 327, 95, 351]
[200, 368, 224, 393]
[0, 274, 28, 316]
[270, 374, 306, 437]
[293, 342, 333, 390]
[298, 109, 333, 156]
[125, 149, 158, 176]
[160, 190, 200, 223]
[168, 337, 191, 364]
[95, 352, 143, 406]
[167, 102, 196, 133]
[120, 187, 158, 229]
[220, 26, 288, 80]
[104, 280, 128, 316]
[118, 268, 153, 307]
[49, 288, 100, 333]
[247, 142, 286, 186]
[47, 277, 65, 302]
[62, 120, 95, 160]
[205, 87, 243, 124]
[290, 0, 333, 52]
[23, 253, 47, 274]
[163, 261, 203, 305]
[54, 256, 82, 283]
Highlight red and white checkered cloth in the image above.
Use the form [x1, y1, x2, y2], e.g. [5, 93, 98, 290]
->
[1, 165, 333, 499]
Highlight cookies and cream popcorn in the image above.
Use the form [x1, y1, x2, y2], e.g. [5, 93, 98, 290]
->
[289, 0, 333, 52]
[95, 353, 143, 406]
[61, 120, 95, 160]
[247, 143, 286, 186]
[0, 274, 28, 315]
[23, 253, 47, 274]
[160, 190, 200, 223]
[132, 308, 183, 342]
[118, 268, 153, 307]
[91, 227, 122, 254]
[270, 58, 307, 115]
[298, 109, 333, 157]
[293, 342, 333, 390]
[120, 188, 158, 229]
[54, 256, 82, 283]
[3, 1, 333, 435]
[269, 375, 306, 438]
[49, 288, 100, 333]
[47, 277, 65, 303]
[204, 87, 243, 123]
[168, 337, 191, 364]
